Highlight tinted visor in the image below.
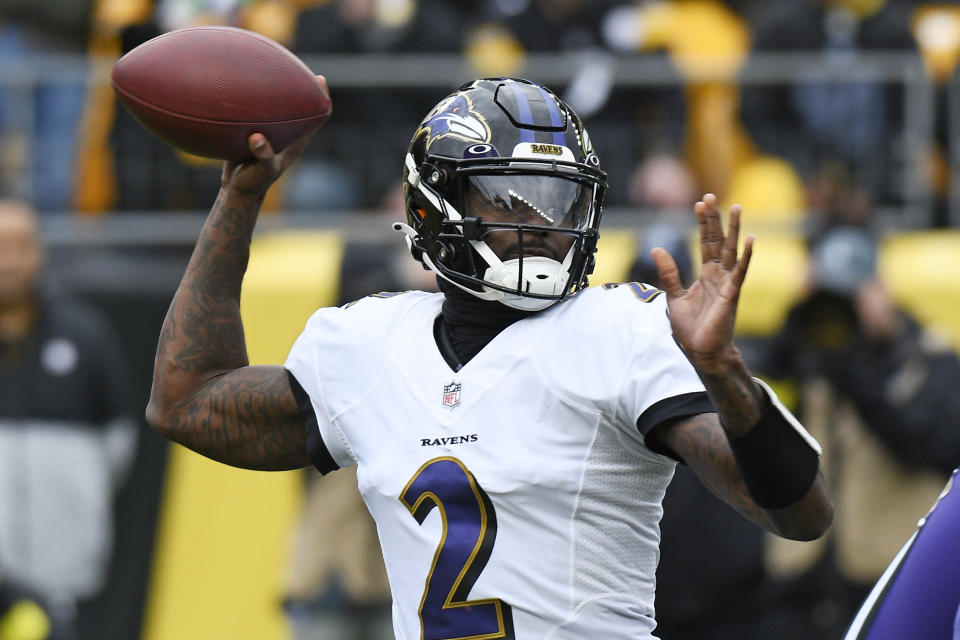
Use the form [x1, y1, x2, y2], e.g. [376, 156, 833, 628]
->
[462, 174, 593, 230]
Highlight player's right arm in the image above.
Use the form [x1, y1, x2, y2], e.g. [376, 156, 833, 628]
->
[146, 132, 312, 471]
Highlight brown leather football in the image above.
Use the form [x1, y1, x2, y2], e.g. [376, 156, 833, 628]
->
[111, 26, 332, 161]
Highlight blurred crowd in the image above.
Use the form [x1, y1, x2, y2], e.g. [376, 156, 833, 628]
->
[0, 0, 957, 222]
[3, 1, 960, 640]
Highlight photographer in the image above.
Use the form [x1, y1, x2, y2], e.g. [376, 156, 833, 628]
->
[758, 225, 960, 638]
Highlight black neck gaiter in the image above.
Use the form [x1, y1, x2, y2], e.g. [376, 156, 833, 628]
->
[437, 279, 537, 366]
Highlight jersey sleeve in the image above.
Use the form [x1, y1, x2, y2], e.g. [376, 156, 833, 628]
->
[286, 370, 340, 475]
[617, 300, 714, 437]
[284, 307, 357, 473]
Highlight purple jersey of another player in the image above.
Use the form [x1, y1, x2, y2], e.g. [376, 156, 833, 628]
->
[844, 468, 960, 639]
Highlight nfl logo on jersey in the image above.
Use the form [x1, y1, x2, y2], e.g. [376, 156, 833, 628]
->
[442, 381, 462, 410]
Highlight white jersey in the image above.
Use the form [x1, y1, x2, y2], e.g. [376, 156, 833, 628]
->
[285, 284, 713, 640]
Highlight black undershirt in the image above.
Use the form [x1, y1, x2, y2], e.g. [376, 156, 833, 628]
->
[434, 279, 536, 370]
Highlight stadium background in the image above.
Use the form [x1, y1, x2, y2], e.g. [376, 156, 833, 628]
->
[2, 0, 960, 638]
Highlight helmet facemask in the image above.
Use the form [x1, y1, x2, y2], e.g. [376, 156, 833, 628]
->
[395, 78, 607, 310]
[398, 154, 605, 311]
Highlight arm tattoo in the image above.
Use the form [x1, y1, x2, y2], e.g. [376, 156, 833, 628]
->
[664, 350, 833, 539]
[170, 366, 308, 471]
[661, 413, 773, 530]
[162, 200, 256, 375]
[150, 190, 310, 470]
[696, 352, 764, 436]
[658, 411, 833, 539]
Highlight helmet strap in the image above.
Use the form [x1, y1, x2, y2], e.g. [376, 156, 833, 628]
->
[393, 220, 503, 302]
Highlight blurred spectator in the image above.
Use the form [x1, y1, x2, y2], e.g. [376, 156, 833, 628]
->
[0, 0, 93, 212]
[477, 0, 616, 54]
[627, 152, 697, 216]
[624, 153, 696, 286]
[0, 200, 137, 639]
[911, 5, 960, 227]
[624, 152, 696, 286]
[757, 223, 960, 637]
[806, 160, 873, 228]
[741, 0, 918, 201]
[294, 0, 468, 54]
[601, 0, 754, 198]
[291, 0, 472, 208]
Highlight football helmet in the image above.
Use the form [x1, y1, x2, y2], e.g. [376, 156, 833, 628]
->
[394, 78, 607, 311]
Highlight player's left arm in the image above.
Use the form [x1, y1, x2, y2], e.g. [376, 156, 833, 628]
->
[650, 194, 834, 541]
[654, 397, 832, 541]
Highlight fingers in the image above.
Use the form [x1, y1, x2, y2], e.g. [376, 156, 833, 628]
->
[695, 199, 710, 265]
[316, 74, 329, 99]
[697, 193, 723, 265]
[721, 204, 741, 270]
[730, 234, 754, 292]
[242, 130, 310, 180]
[696, 193, 748, 272]
[221, 134, 280, 193]
[651, 247, 685, 298]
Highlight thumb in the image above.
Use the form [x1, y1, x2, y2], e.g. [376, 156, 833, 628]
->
[248, 133, 275, 160]
[651, 247, 684, 298]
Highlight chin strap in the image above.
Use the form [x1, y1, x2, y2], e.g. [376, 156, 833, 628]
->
[393, 222, 503, 302]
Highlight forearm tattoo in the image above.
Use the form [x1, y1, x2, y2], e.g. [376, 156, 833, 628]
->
[666, 413, 774, 530]
[161, 197, 257, 374]
[151, 192, 308, 470]
[696, 355, 764, 437]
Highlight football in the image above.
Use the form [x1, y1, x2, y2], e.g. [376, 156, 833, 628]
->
[111, 26, 332, 161]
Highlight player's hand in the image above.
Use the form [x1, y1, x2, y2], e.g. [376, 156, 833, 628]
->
[220, 75, 329, 197]
[651, 193, 753, 373]
[220, 132, 309, 196]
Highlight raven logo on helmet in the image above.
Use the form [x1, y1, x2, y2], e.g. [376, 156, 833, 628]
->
[416, 93, 490, 147]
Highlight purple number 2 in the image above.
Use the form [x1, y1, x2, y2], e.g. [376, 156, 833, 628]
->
[400, 456, 515, 640]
